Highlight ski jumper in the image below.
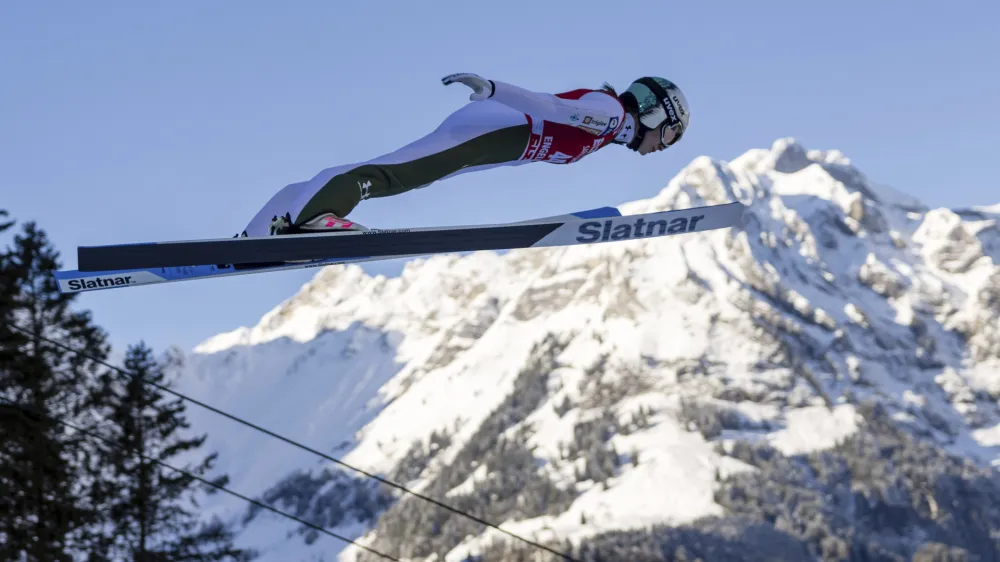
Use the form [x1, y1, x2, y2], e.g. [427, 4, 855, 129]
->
[241, 80, 629, 237]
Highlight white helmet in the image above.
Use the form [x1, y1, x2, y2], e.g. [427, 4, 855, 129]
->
[621, 76, 690, 150]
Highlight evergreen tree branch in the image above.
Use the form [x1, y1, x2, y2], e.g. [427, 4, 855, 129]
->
[2, 399, 400, 561]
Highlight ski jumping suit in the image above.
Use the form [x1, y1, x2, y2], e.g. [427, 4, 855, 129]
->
[241, 80, 630, 237]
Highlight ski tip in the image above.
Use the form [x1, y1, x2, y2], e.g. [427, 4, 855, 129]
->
[572, 206, 622, 219]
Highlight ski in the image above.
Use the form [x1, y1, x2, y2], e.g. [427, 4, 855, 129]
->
[55, 206, 636, 294]
[54, 253, 422, 294]
[75, 202, 745, 274]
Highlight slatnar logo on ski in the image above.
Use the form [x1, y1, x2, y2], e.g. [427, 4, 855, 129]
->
[575, 214, 705, 242]
[66, 275, 136, 291]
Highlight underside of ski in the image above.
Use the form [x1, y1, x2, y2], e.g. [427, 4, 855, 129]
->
[53, 253, 426, 294]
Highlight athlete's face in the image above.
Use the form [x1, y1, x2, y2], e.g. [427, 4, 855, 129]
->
[636, 126, 667, 155]
[636, 122, 681, 155]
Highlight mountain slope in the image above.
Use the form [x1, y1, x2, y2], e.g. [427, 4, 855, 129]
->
[172, 137, 1000, 562]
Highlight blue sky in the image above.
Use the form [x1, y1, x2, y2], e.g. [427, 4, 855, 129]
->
[3, 1, 997, 355]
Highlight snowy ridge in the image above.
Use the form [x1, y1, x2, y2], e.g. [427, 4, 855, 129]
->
[173, 137, 1000, 562]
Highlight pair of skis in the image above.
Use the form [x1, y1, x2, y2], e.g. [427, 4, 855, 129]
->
[54, 201, 745, 294]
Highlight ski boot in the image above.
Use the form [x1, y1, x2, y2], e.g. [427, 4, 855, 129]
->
[222, 212, 367, 270]
[275, 212, 367, 265]
[268, 212, 368, 265]
[268, 212, 368, 235]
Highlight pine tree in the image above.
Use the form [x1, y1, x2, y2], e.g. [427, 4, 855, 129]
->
[90, 341, 254, 561]
[0, 209, 13, 233]
[0, 219, 111, 561]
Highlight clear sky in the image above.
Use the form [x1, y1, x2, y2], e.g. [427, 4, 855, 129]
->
[2, 0, 997, 355]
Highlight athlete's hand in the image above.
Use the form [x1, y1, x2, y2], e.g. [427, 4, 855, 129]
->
[441, 72, 495, 101]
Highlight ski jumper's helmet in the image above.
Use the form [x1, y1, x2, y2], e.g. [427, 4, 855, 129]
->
[620, 77, 690, 151]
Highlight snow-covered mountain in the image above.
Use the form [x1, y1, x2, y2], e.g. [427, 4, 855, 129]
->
[171, 138, 1000, 562]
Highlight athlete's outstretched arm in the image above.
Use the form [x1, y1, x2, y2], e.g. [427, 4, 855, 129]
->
[442, 72, 623, 131]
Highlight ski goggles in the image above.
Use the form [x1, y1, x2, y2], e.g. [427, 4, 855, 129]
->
[659, 120, 685, 146]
